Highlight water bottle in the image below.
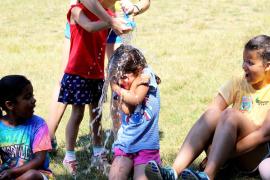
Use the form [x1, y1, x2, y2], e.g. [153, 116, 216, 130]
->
[123, 13, 136, 29]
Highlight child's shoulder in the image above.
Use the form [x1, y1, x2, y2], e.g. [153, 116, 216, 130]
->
[27, 115, 47, 126]
[142, 66, 158, 89]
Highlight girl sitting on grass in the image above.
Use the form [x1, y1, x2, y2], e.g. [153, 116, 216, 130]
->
[0, 75, 52, 180]
[109, 45, 161, 180]
[145, 35, 270, 180]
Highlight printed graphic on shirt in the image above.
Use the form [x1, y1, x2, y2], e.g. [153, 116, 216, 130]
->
[1, 144, 31, 167]
[0, 116, 52, 171]
[240, 96, 252, 112]
[255, 97, 270, 106]
[122, 96, 153, 125]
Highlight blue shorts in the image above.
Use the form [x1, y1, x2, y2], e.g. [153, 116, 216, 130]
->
[107, 29, 122, 43]
[64, 22, 70, 39]
[58, 74, 104, 105]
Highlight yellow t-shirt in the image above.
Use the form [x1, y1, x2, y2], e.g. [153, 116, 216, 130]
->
[219, 76, 270, 126]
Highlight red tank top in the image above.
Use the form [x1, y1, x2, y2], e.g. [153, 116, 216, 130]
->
[66, 3, 110, 79]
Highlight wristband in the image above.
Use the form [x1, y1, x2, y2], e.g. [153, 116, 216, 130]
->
[133, 4, 141, 15]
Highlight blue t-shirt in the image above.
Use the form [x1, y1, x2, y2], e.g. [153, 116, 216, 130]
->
[113, 67, 160, 153]
[0, 115, 52, 172]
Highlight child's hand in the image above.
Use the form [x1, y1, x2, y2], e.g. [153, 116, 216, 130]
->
[120, 0, 134, 15]
[111, 82, 122, 97]
[111, 17, 132, 35]
[0, 169, 13, 180]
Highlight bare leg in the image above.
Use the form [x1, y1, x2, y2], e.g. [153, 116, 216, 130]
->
[47, 85, 67, 138]
[204, 108, 263, 179]
[47, 37, 70, 138]
[16, 170, 43, 180]
[172, 108, 222, 174]
[134, 164, 147, 180]
[89, 103, 102, 146]
[66, 105, 85, 150]
[109, 156, 133, 180]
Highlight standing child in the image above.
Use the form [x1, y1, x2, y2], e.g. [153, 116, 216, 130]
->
[108, 45, 161, 180]
[47, 0, 131, 153]
[58, 0, 117, 176]
[0, 75, 52, 180]
[145, 34, 270, 180]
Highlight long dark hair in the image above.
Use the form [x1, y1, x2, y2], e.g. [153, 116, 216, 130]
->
[0, 75, 31, 117]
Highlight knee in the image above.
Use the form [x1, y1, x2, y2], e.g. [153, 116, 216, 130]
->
[220, 108, 239, 125]
[109, 161, 130, 180]
[259, 158, 270, 180]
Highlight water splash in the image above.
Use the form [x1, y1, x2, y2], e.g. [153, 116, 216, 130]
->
[84, 12, 137, 178]
[85, 50, 125, 177]
[120, 13, 136, 45]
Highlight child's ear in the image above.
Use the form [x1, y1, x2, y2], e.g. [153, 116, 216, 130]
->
[4, 101, 14, 111]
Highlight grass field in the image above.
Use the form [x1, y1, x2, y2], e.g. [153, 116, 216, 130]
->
[1, 0, 270, 179]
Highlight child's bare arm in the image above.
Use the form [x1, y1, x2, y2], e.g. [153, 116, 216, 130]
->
[120, 102, 135, 115]
[111, 75, 149, 114]
[121, 76, 149, 106]
[81, 0, 131, 34]
[121, 0, 150, 16]
[235, 114, 270, 155]
[0, 151, 47, 179]
[206, 93, 228, 111]
[71, 7, 110, 32]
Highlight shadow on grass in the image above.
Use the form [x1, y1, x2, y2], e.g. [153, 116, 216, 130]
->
[160, 150, 260, 180]
[215, 164, 260, 180]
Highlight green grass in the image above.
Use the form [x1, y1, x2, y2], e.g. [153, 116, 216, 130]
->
[1, 0, 270, 179]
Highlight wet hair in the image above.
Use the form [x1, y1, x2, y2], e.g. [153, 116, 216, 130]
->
[245, 35, 270, 63]
[109, 45, 161, 84]
[111, 45, 147, 75]
[0, 75, 31, 117]
[108, 45, 147, 81]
